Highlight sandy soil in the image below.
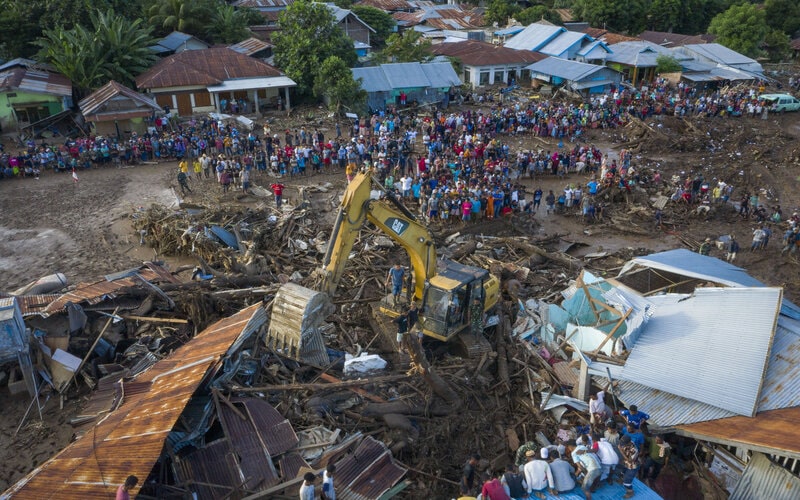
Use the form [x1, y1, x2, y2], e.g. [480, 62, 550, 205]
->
[0, 106, 799, 492]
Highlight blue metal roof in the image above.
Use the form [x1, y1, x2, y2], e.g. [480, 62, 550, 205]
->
[540, 478, 662, 499]
[352, 62, 460, 92]
[494, 26, 525, 36]
[525, 57, 608, 82]
[619, 287, 781, 417]
[420, 62, 461, 87]
[352, 67, 391, 92]
[539, 31, 591, 57]
[620, 249, 765, 288]
[505, 22, 565, 51]
[382, 62, 431, 88]
[604, 41, 668, 67]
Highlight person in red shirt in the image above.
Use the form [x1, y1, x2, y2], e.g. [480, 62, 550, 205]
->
[270, 182, 285, 208]
[116, 475, 138, 500]
[481, 471, 511, 500]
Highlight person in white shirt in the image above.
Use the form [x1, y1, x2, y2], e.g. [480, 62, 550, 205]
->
[299, 472, 316, 500]
[522, 449, 555, 499]
[400, 175, 412, 200]
[589, 390, 609, 424]
[596, 437, 620, 484]
[322, 464, 336, 500]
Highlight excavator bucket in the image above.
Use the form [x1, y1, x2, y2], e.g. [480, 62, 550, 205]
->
[267, 283, 334, 366]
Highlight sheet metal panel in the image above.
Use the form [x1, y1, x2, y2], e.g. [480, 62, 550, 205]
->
[525, 57, 605, 82]
[419, 62, 461, 88]
[4, 303, 265, 499]
[79, 80, 160, 118]
[335, 437, 388, 489]
[620, 287, 780, 417]
[177, 439, 241, 500]
[219, 404, 279, 490]
[730, 452, 800, 500]
[342, 452, 407, 500]
[539, 31, 589, 57]
[381, 62, 431, 89]
[505, 23, 565, 51]
[239, 398, 299, 455]
[279, 452, 310, 479]
[758, 316, 800, 410]
[619, 249, 764, 288]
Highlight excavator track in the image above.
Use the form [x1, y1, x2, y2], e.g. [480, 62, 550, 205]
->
[454, 331, 493, 359]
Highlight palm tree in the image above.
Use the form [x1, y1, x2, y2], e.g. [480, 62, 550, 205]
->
[92, 9, 157, 85]
[206, 3, 252, 44]
[147, 0, 213, 37]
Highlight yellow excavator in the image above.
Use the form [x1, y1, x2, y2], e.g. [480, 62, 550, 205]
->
[270, 171, 500, 357]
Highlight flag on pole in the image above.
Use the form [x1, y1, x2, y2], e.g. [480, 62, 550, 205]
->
[72, 167, 79, 183]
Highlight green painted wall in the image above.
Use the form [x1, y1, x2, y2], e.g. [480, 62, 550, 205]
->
[0, 90, 65, 131]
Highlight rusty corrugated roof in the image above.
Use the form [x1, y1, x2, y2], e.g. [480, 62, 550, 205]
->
[42, 263, 175, 316]
[219, 404, 280, 490]
[229, 37, 273, 56]
[279, 452, 310, 479]
[0, 66, 72, 97]
[175, 439, 241, 499]
[78, 80, 161, 122]
[333, 437, 407, 500]
[3, 303, 266, 499]
[431, 40, 545, 66]
[238, 397, 299, 455]
[135, 47, 282, 90]
[355, 0, 413, 11]
[15, 294, 61, 316]
[233, 0, 294, 7]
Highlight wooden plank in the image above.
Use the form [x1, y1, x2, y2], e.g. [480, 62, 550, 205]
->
[122, 315, 189, 324]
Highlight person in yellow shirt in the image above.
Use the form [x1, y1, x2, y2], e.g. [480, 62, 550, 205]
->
[193, 158, 202, 179]
[179, 159, 189, 179]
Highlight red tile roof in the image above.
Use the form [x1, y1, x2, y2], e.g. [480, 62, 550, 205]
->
[135, 47, 282, 90]
[431, 40, 545, 66]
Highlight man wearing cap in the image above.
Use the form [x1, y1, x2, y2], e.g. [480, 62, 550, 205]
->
[619, 435, 640, 499]
[522, 448, 555, 499]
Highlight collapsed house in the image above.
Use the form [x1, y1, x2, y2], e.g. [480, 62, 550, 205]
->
[517, 248, 800, 497]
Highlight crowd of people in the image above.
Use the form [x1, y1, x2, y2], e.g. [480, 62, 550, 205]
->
[456, 392, 670, 500]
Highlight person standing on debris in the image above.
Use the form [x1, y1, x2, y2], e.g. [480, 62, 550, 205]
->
[642, 435, 671, 487]
[241, 167, 251, 195]
[751, 226, 765, 252]
[321, 464, 336, 500]
[588, 391, 609, 425]
[621, 423, 645, 453]
[299, 471, 317, 500]
[727, 235, 740, 263]
[480, 471, 511, 500]
[177, 169, 191, 196]
[386, 263, 405, 305]
[469, 297, 484, 336]
[461, 454, 481, 496]
[523, 448, 555, 499]
[596, 435, 620, 485]
[619, 435, 640, 499]
[394, 306, 410, 348]
[545, 190, 556, 215]
[116, 475, 138, 500]
[621, 404, 650, 430]
[270, 182, 285, 208]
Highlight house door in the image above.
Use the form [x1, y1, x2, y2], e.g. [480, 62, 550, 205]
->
[175, 93, 192, 116]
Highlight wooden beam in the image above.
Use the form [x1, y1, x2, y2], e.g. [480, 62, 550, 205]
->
[122, 315, 189, 324]
[228, 373, 407, 398]
[593, 308, 633, 354]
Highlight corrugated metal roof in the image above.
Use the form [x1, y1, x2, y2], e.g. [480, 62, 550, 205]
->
[539, 31, 591, 57]
[620, 249, 765, 288]
[431, 40, 544, 67]
[355, 0, 413, 11]
[278, 452, 309, 479]
[79, 80, 160, 119]
[42, 265, 169, 316]
[229, 37, 273, 56]
[577, 40, 609, 57]
[526, 57, 609, 82]
[758, 315, 800, 410]
[14, 294, 61, 316]
[420, 62, 461, 87]
[620, 287, 781, 417]
[335, 437, 407, 500]
[234, 0, 294, 7]
[219, 404, 280, 490]
[176, 439, 241, 499]
[156, 31, 208, 51]
[504, 22, 566, 51]
[353, 62, 460, 93]
[136, 48, 282, 90]
[0, 66, 72, 97]
[237, 398, 299, 455]
[494, 26, 525, 36]
[352, 66, 391, 93]
[681, 43, 755, 66]
[4, 303, 266, 498]
[605, 41, 668, 67]
[382, 62, 431, 88]
[638, 30, 709, 47]
[730, 452, 800, 500]
[678, 407, 800, 460]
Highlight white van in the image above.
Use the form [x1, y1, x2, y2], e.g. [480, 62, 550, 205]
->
[760, 93, 800, 113]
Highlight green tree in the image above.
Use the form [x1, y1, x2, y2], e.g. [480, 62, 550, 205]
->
[146, 0, 213, 37]
[515, 5, 563, 26]
[763, 29, 791, 62]
[648, 0, 732, 34]
[273, 0, 356, 98]
[764, 0, 800, 38]
[708, 3, 768, 58]
[313, 55, 366, 114]
[571, 0, 648, 35]
[377, 30, 432, 64]
[36, 9, 156, 94]
[485, 0, 520, 27]
[351, 6, 395, 47]
[206, 3, 252, 43]
[332, 0, 353, 8]
[655, 54, 682, 73]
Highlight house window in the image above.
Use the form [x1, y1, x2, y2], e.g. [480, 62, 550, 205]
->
[479, 71, 490, 86]
[464, 68, 472, 86]
[494, 70, 504, 84]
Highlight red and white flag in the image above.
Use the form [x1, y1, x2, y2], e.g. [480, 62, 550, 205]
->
[72, 168, 79, 183]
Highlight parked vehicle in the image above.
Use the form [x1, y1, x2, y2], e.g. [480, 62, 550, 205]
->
[760, 93, 800, 113]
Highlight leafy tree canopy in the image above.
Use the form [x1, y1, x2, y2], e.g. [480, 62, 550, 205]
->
[515, 5, 563, 27]
[273, 0, 357, 98]
[376, 30, 432, 64]
[206, 3, 253, 43]
[351, 6, 395, 47]
[655, 54, 682, 73]
[571, 0, 649, 35]
[763, 29, 791, 62]
[145, 0, 215, 38]
[485, 0, 520, 27]
[648, 0, 733, 34]
[313, 55, 366, 114]
[708, 2, 768, 58]
[764, 0, 800, 38]
[36, 9, 157, 94]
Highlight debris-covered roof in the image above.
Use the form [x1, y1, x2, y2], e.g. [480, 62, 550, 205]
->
[0, 64, 72, 97]
[228, 37, 273, 56]
[4, 303, 266, 498]
[729, 452, 800, 500]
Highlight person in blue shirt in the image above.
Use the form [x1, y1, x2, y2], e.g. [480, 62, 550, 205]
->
[385, 263, 406, 306]
[620, 405, 649, 430]
[620, 423, 645, 452]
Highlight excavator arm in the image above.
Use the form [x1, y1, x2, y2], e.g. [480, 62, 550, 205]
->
[320, 171, 436, 300]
